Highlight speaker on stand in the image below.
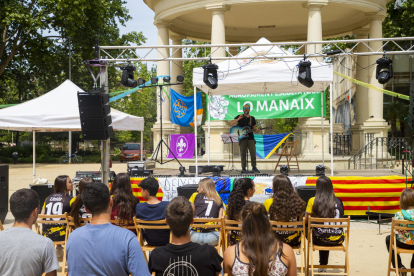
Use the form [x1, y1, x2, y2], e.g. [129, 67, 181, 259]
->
[0, 165, 9, 224]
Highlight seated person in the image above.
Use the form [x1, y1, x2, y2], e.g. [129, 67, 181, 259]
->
[149, 196, 222, 276]
[223, 202, 296, 276]
[136, 177, 170, 246]
[66, 182, 150, 276]
[189, 178, 224, 246]
[68, 177, 94, 228]
[264, 175, 306, 247]
[0, 189, 59, 276]
[386, 188, 414, 272]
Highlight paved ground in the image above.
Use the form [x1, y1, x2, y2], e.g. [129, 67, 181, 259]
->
[1, 162, 410, 275]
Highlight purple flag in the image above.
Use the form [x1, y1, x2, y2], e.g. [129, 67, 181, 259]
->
[167, 134, 195, 159]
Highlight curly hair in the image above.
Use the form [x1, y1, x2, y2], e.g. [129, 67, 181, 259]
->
[268, 175, 306, 221]
[226, 178, 254, 221]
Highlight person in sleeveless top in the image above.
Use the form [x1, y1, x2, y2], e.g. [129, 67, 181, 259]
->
[225, 178, 255, 245]
[264, 175, 306, 247]
[305, 176, 345, 274]
[189, 178, 224, 246]
[110, 173, 139, 231]
[223, 202, 297, 276]
[69, 177, 94, 228]
[41, 175, 75, 258]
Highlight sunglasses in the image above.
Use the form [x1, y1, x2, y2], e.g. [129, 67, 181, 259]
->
[243, 107, 250, 110]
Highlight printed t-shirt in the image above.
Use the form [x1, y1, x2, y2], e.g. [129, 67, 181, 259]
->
[224, 199, 250, 245]
[0, 227, 59, 276]
[234, 115, 257, 140]
[78, 203, 90, 219]
[66, 223, 150, 276]
[395, 210, 414, 244]
[148, 242, 223, 276]
[306, 197, 345, 244]
[42, 192, 75, 241]
[189, 192, 223, 232]
[264, 198, 302, 246]
[136, 201, 170, 246]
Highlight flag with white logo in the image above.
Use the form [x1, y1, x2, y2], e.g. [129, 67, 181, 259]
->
[170, 89, 203, 127]
[167, 134, 196, 159]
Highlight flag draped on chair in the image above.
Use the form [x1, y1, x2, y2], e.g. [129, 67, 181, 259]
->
[254, 133, 291, 159]
[170, 89, 203, 127]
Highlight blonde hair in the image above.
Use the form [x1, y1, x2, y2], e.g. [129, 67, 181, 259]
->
[198, 178, 222, 206]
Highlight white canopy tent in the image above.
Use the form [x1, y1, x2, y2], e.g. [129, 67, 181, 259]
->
[193, 38, 334, 175]
[0, 80, 144, 180]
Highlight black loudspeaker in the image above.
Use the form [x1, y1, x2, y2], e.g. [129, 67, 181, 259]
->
[189, 165, 224, 174]
[296, 186, 316, 205]
[177, 184, 199, 200]
[0, 165, 9, 224]
[78, 88, 113, 140]
[30, 184, 54, 213]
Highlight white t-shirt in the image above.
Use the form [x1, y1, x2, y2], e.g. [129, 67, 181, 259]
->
[0, 227, 59, 276]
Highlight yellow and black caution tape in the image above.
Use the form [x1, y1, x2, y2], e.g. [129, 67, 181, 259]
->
[334, 71, 409, 101]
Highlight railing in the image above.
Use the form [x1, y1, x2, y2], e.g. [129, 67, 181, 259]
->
[348, 137, 412, 174]
[329, 134, 352, 157]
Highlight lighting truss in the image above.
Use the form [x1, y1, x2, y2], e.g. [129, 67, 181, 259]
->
[96, 37, 414, 63]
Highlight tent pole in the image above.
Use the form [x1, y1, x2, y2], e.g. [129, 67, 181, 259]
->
[68, 131, 72, 164]
[101, 65, 110, 186]
[321, 91, 324, 166]
[208, 91, 210, 165]
[140, 131, 143, 161]
[330, 83, 334, 176]
[194, 86, 198, 177]
[33, 130, 36, 181]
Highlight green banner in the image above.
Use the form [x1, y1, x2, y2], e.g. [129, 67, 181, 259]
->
[209, 92, 326, 120]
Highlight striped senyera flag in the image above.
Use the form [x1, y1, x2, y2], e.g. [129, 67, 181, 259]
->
[110, 177, 164, 202]
[306, 175, 412, 216]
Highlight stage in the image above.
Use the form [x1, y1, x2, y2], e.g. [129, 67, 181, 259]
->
[129, 168, 411, 216]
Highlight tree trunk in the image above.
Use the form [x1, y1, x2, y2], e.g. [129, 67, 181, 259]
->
[391, 118, 397, 137]
[15, 131, 20, 146]
[399, 119, 405, 137]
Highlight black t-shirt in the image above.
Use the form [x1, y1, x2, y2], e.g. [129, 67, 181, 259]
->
[190, 192, 223, 233]
[227, 199, 250, 245]
[234, 115, 256, 140]
[148, 242, 223, 276]
[42, 192, 74, 241]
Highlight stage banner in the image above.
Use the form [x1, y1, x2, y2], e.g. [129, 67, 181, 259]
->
[255, 133, 291, 159]
[167, 134, 195, 159]
[170, 89, 203, 127]
[209, 92, 326, 120]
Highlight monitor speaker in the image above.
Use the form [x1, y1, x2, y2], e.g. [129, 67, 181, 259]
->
[0, 165, 9, 224]
[30, 184, 54, 214]
[296, 186, 316, 204]
[177, 184, 199, 200]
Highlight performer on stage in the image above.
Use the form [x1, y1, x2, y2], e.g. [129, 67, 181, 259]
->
[230, 104, 260, 174]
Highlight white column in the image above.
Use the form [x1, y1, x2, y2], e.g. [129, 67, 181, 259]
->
[353, 28, 370, 124]
[170, 33, 185, 94]
[366, 12, 386, 121]
[155, 20, 171, 123]
[206, 4, 230, 58]
[304, 0, 326, 56]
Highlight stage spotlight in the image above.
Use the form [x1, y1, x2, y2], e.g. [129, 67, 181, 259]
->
[280, 165, 289, 175]
[138, 78, 146, 86]
[163, 76, 171, 83]
[179, 166, 186, 177]
[298, 60, 314, 88]
[120, 64, 137, 88]
[177, 75, 184, 82]
[316, 165, 325, 176]
[151, 77, 158, 85]
[376, 56, 393, 85]
[202, 63, 219, 89]
[212, 165, 221, 177]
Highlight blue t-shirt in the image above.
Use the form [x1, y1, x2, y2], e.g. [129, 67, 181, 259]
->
[66, 223, 150, 276]
[136, 201, 170, 246]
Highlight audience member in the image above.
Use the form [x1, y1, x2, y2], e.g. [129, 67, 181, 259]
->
[0, 189, 59, 276]
[386, 188, 414, 271]
[223, 202, 296, 276]
[225, 177, 255, 245]
[66, 182, 150, 276]
[41, 175, 74, 258]
[189, 178, 224, 246]
[69, 177, 94, 228]
[305, 176, 344, 273]
[265, 175, 306, 246]
[110, 173, 139, 229]
[148, 196, 222, 276]
[136, 177, 170, 246]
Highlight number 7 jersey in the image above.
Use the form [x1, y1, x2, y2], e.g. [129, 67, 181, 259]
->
[42, 192, 75, 241]
[189, 192, 224, 233]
